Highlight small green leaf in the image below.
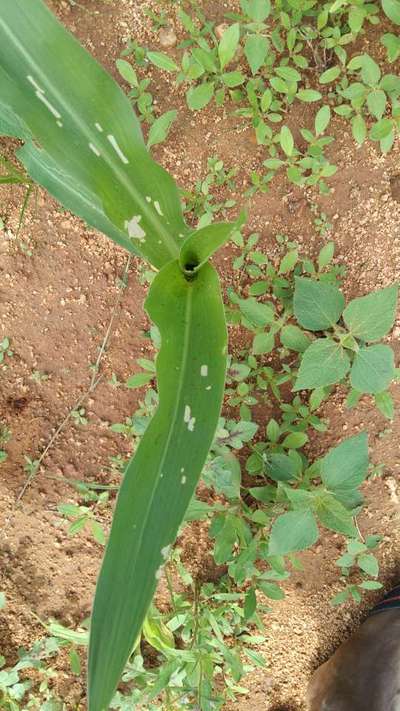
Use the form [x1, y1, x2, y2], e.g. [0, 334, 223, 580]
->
[258, 581, 285, 600]
[244, 34, 268, 75]
[269, 510, 319, 555]
[348, 6, 365, 32]
[241, 0, 271, 22]
[126, 372, 154, 389]
[360, 54, 381, 86]
[366, 89, 387, 119]
[186, 82, 215, 110]
[237, 298, 275, 328]
[321, 432, 369, 490]
[294, 277, 345, 330]
[370, 118, 393, 140]
[280, 125, 294, 156]
[315, 105, 331, 135]
[147, 51, 179, 72]
[116, 59, 138, 86]
[318, 242, 335, 270]
[315, 493, 357, 536]
[343, 285, 398, 341]
[352, 114, 367, 144]
[143, 615, 175, 651]
[319, 66, 341, 84]
[282, 432, 308, 449]
[280, 325, 311, 353]
[296, 89, 322, 102]
[382, 0, 400, 24]
[147, 110, 177, 149]
[295, 339, 350, 390]
[279, 248, 298, 274]
[244, 588, 257, 619]
[218, 23, 240, 70]
[375, 391, 394, 419]
[359, 580, 383, 590]
[266, 453, 299, 482]
[358, 553, 379, 577]
[252, 331, 275, 354]
[350, 345, 395, 394]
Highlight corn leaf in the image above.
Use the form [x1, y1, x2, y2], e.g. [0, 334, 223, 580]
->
[88, 260, 227, 711]
[180, 222, 235, 273]
[18, 143, 139, 256]
[0, 0, 188, 267]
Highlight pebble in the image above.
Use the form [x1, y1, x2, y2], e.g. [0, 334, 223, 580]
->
[215, 23, 229, 40]
[159, 26, 177, 48]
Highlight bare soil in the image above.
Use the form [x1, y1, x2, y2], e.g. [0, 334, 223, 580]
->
[0, 1, 399, 709]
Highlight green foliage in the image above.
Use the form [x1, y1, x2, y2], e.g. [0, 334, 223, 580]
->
[1, 1, 399, 709]
[293, 280, 397, 401]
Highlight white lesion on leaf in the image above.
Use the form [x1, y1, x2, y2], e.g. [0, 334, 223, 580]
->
[125, 215, 146, 242]
[107, 134, 129, 164]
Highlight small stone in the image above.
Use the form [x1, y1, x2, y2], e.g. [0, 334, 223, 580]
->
[159, 26, 177, 48]
[215, 22, 230, 40]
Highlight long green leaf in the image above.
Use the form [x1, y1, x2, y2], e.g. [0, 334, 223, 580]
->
[0, 0, 188, 267]
[18, 143, 140, 256]
[88, 261, 227, 711]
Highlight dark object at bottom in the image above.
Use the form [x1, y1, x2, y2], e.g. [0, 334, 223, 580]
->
[307, 588, 400, 710]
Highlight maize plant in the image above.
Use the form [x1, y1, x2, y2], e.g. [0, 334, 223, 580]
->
[0, 2, 234, 708]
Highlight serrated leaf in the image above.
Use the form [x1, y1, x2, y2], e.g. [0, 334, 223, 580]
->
[279, 248, 298, 274]
[266, 453, 299, 482]
[318, 242, 335, 270]
[147, 110, 177, 149]
[315, 493, 357, 536]
[280, 325, 311, 353]
[297, 89, 322, 102]
[375, 390, 394, 419]
[126, 372, 154, 388]
[237, 298, 275, 328]
[252, 331, 275, 354]
[89, 261, 227, 711]
[321, 432, 369, 490]
[280, 125, 294, 156]
[315, 105, 331, 135]
[319, 66, 341, 84]
[116, 59, 138, 87]
[0, 1, 187, 268]
[258, 581, 285, 599]
[295, 339, 350, 390]
[146, 51, 179, 73]
[269, 510, 319, 555]
[218, 23, 240, 70]
[382, 0, 400, 24]
[366, 89, 387, 119]
[352, 114, 367, 144]
[358, 553, 379, 577]
[343, 285, 398, 341]
[294, 277, 345, 330]
[350, 345, 395, 394]
[244, 34, 268, 75]
[282, 432, 308, 449]
[241, 0, 271, 22]
[186, 82, 215, 110]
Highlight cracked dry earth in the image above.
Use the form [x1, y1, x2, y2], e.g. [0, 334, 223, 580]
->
[0, 0, 399, 709]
